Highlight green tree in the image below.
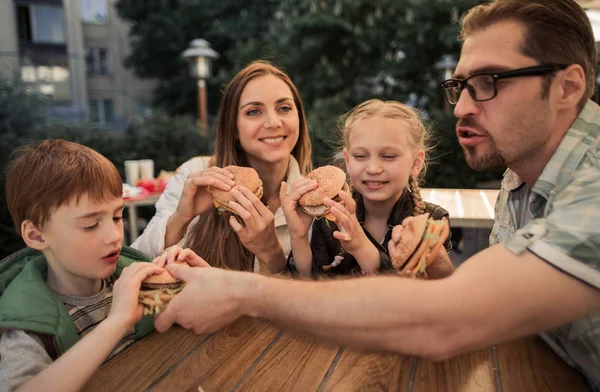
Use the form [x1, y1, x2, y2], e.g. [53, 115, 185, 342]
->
[0, 73, 52, 258]
[116, 0, 282, 115]
[115, 0, 499, 187]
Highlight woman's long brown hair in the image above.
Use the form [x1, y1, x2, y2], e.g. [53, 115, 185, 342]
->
[186, 60, 312, 271]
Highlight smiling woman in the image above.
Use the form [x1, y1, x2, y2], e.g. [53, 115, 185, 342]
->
[132, 61, 312, 273]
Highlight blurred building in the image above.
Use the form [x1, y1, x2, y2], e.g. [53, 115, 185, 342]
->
[0, 0, 155, 129]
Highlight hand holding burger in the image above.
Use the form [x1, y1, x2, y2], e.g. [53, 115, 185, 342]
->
[298, 165, 349, 221]
[208, 165, 263, 215]
[141, 246, 210, 315]
[138, 262, 186, 315]
[389, 213, 451, 279]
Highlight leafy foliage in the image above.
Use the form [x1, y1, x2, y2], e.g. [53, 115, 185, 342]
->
[0, 75, 212, 259]
[115, 0, 496, 188]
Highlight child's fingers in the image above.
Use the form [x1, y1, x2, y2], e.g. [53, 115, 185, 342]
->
[152, 253, 168, 268]
[329, 205, 352, 227]
[136, 264, 165, 281]
[391, 224, 405, 243]
[287, 179, 318, 201]
[176, 249, 210, 267]
[388, 240, 397, 258]
[120, 262, 163, 283]
[337, 191, 356, 214]
[166, 246, 183, 264]
[322, 197, 351, 217]
[333, 230, 352, 242]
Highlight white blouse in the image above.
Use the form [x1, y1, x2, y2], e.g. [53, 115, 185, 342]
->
[131, 155, 304, 273]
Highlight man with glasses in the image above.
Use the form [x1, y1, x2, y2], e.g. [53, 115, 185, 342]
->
[153, 0, 600, 388]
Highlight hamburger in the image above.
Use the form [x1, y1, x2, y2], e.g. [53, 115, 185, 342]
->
[138, 262, 186, 315]
[391, 213, 450, 278]
[298, 165, 349, 221]
[209, 165, 264, 215]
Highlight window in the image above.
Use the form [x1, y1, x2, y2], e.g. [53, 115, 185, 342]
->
[89, 99, 114, 125]
[85, 48, 109, 75]
[136, 100, 153, 118]
[81, 0, 109, 24]
[21, 63, 71, 102]
[17, 5, 66, 44]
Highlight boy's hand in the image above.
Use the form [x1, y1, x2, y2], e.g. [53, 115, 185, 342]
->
[153, 246, 210, 268]
[279, 180, 317, 239]
[109, 263, 164, 330]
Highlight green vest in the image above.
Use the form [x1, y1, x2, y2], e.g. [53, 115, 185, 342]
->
[0, 246, 155, 355]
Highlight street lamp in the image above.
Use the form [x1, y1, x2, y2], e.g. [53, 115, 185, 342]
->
[435, 54, 458, 111]
[182, 39, 219, 133]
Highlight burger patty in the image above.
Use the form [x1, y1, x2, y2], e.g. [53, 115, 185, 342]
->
[140, 281, 183, 290]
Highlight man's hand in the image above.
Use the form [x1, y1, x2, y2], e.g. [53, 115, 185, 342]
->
[154, 264, 256, 334]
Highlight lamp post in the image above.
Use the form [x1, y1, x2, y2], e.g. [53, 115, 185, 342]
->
[435, 54, 458, 112]
[182, 39, 219, 134]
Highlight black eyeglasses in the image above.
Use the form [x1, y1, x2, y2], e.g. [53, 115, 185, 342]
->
[441, 64, 568, 105]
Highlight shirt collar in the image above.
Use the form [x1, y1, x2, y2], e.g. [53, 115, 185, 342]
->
[533, 100, 600, 199]
[501, 100, 600, 198]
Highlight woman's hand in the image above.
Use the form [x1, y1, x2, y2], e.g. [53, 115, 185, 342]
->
[172, 167, 236, 225]
[279, 179, 317, 240]
[226, 186, 285, 271]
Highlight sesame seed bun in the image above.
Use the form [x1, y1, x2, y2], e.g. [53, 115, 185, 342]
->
[209, 165, 264, 214]
[299, 166, 347, 206]
[139, 261, 186, 315]
[298, 166, 349, 219]
[392, 213, 450, 278]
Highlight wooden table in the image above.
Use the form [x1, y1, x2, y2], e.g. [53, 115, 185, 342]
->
[421, 188, 499, 229]
[84, 317, 588, 392]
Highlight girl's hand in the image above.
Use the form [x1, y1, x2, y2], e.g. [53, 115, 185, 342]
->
[389, 216, 455, 279]
[152, 245, 210, 268]
[172, 167, 236, 224]
[109, 262, 164, 329]
[279, 180, 317, 240]
[322, 191, 369, 254]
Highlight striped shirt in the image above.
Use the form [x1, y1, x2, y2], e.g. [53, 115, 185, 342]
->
[490, 100, 600, 390]
[0, 278, 136, 390]
[52, 277, 135, 359]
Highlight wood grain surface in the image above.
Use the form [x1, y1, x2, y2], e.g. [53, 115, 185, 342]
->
[84, 318, 588, 392]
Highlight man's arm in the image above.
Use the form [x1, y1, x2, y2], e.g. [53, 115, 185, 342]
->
[247, 244, 600, 359]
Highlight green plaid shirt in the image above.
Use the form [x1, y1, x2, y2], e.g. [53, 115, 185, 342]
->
[490, 100, 600, 389]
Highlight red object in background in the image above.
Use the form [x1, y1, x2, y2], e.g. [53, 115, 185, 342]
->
[123, 187, 149, 201]
[136, 179, 166, 194]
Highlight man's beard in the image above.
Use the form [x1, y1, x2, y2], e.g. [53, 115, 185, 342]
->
[457, 118, 506, 171]
[462, 144, 505, 171]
